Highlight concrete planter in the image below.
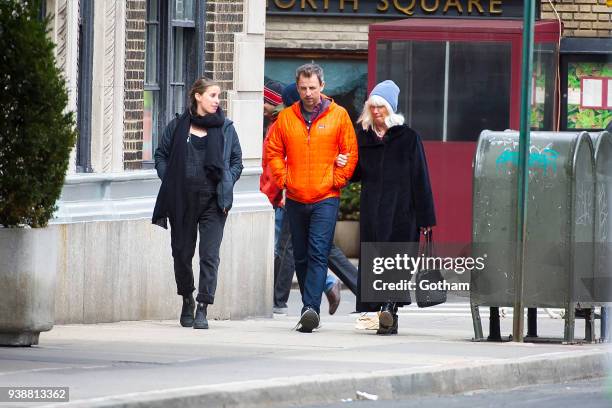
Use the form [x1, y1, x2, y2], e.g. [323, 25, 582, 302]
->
[0, 226, 58, 346]
[333, 220, 360, 258]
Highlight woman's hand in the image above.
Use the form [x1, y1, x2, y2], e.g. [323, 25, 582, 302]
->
[336, 153, 349, 167]
[420, 226, 432, 234]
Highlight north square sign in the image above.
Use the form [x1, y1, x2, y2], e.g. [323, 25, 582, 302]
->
[266, 0, 540, 19]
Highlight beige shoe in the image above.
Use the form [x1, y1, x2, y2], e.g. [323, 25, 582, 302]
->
[355, 312, 379, 330]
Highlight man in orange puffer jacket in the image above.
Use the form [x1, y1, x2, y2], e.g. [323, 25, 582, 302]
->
[266, 63, 358, 333]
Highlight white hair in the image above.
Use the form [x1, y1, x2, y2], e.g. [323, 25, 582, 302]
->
[357, 95, 405, 131]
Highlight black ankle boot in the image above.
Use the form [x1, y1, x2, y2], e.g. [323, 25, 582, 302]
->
[194, 302, 209, 329]
[377, 303, 398, 335]
[180, 295, 195, 327]
[378, 302, 395, 330]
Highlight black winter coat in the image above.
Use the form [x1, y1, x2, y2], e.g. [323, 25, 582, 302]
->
[354, 124, 436, 312]
[355, 124, 435, 242]
[152, 112, 243, 231]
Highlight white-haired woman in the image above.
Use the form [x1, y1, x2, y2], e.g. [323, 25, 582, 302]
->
[338, 80, 436, 335]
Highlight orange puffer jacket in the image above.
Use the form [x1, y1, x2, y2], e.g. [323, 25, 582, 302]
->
[265, 97, 358, 204]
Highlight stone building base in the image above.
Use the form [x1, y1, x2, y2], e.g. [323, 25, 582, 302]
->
[52, 170, 273, 324]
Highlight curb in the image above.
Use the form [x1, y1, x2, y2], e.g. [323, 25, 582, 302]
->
[41, 349, 611, 408]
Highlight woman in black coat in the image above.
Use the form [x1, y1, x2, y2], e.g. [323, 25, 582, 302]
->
[339, 80, 435, 335]
[152, 77, 243, 330]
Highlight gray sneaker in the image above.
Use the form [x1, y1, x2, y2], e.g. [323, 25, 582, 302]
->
[296, 307, 319, 333]
[273, 306, 288, 315]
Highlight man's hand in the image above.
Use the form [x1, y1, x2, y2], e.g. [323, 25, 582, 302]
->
[279, 189, 286, 208]
[336, 153, 349, 167]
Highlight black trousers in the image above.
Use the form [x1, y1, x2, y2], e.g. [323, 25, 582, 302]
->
[328, 245, 358, 295]
[171, 192, 227, 304]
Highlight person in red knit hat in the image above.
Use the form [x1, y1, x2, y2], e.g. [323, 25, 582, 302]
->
[260, 80, 285, 209]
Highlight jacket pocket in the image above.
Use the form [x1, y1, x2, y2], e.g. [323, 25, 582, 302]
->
[285, 167, 295, 193]
[217, 168, 233, 210]
[321, 163, 335, 191]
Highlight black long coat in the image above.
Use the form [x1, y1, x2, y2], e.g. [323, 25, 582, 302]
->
[354, 124, 436, 312]
[151, 111, 243, 250]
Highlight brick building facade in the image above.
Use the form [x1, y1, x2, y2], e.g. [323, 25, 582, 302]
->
[205, 0, 245, 107]
[124, 0, 146, 169]
[542, 0, 611, 37]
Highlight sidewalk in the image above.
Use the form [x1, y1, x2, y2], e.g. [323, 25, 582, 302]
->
[0, 292, 610, 408]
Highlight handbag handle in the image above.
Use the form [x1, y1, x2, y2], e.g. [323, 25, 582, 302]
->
[422, 229, 434, 257]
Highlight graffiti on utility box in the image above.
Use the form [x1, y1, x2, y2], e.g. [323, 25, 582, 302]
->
[495, 147, 559, 176]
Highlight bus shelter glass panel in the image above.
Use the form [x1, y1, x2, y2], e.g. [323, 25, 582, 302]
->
[531, 43, 558, 131]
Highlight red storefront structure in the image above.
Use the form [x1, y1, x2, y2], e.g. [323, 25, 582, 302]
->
[368, 19, 561, 244]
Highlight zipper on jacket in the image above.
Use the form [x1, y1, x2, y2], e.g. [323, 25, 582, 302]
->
[220, 125, 228, 212]
[305, 117, 311, 145]
[294, 102, 331, 198]
[296, 109, 313, 192]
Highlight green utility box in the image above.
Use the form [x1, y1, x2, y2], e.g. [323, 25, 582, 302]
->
[470, 131, 596, 343]
[590, 131, 612, 304]
[590, 131, 612, 341]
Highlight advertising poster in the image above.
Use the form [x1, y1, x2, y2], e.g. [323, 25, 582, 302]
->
[566, 62, 612, 129]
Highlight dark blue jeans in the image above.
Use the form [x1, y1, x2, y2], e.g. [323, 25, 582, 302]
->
[274, 206, 357, 309]
[285, 197, 339, 314]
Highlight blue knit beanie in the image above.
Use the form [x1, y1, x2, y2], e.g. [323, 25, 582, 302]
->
[282, 83, 300, 107]
[370, 80, 400, 113]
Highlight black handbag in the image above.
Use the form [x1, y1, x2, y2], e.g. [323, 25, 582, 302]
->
[415, 230, 447, 308]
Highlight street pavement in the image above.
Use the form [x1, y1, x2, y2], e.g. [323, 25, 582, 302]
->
[302, 377, 612, 408]
[0, 290, 609, 408]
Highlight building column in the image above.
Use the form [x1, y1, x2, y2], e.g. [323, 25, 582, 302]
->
[228, 0, 266, 170]
[46, 0, 80, 174]
[90, 0, 126, 173]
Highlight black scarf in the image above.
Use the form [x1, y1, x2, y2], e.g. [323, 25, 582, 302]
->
[152, 107, 226, 249]
[189, 108, 225, 182]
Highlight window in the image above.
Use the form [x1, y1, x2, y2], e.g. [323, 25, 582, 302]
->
[38, 0, 47, 20]
[76, 0, 94, 172]
[264, 58, 367, 123]
[376, 40, 512, 142]
[143, 0, 160, 161]
[169, 0, 197, 117]
[143, 0, 204, 165]
[561, 57, 612, 131]
[559, 38, 612, 130]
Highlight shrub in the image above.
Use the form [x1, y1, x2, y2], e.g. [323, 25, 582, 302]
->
[338, 182, 360, 221]
[0, 0, 76, 227]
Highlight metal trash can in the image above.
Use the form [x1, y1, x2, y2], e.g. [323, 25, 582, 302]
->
[590, 131, 612, 341]
[470, 130, 595, 343]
